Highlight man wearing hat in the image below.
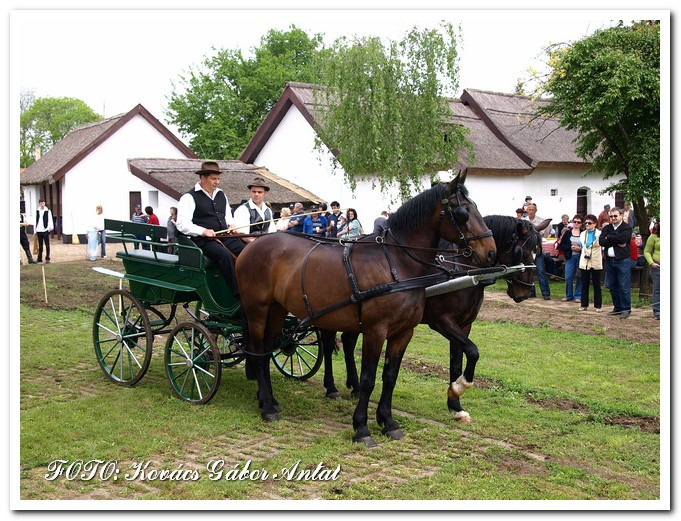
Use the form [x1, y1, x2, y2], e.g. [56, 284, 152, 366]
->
[233, 177, 275, 243]
[131, 203, 149, 250]
[302, 205, 327, 237]
[176, 161, 245, 299]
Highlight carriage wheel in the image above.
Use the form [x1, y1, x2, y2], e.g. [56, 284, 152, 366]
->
[93, 289, 153, 386]
[164, 322, 221, 404]
[215, 332, 246, 368]
[271, 328, 323, 380]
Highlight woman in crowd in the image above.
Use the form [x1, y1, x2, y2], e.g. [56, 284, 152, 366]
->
[644, 222, 661, 320]
[337, 208, 362, 238]
[578, 214, 603, 312]
[560, 214, 584, 302]
[276, 207, 292, 231]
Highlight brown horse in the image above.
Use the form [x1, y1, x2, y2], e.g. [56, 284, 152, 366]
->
[235, 172, 496, 445]
[329, 216, 550, 423]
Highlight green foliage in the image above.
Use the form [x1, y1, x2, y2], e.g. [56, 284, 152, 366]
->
[20, 96, 102, 168]
[537, 21, 660, 228]
[314, 23, 471, 200]
[166, 25, 325, 159]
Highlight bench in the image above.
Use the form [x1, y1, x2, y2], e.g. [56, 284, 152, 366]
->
[105, 219, 216, 269]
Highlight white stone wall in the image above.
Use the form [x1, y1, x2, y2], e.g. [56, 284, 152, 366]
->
[60, 115, 188, 235]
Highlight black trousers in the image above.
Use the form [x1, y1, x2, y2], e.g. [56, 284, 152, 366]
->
[579, 268, 602, 309]
[37, 231, 50, 261]
[20, 232, 33, 261]
[194, 237, 246, 299]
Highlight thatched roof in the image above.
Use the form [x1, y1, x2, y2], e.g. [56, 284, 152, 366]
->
[20, 104, 196, 186]
[461, 89, 588, 168]
[127, 158, 322, 208]
[241, 82, 590, 174]
[446, 100, 532, 175]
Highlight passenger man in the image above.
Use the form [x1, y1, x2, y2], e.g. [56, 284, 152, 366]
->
[599, 207, 634, 319]
[176, 161, 245, 299]
[233, 177, 275, 243]
[525, 203, 551, 300]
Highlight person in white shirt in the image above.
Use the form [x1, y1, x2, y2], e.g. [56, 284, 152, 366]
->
[35, 198, 54, 263]
[176, 161, 245, 299]
[232, 178, 275, 244]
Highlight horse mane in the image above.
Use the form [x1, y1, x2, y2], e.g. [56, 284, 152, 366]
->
[387, 183, 453, 234]
[483, 215, 540, 252]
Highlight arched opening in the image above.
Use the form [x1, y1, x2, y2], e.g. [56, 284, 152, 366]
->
[577, 187, 589, 216]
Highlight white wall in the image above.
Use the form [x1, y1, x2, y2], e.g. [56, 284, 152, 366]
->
[254, 106, 414, 227]
[465, 168, 624, 226]
[61, 115, 188, 234]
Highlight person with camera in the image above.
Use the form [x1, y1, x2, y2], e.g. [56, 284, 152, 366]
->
[578, 215, 604, 312]
[559, 214, 584, 303]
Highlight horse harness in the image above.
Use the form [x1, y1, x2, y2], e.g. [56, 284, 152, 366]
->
[291, 193, 497, 334]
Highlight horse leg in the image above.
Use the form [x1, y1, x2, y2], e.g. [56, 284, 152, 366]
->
[245, 303, 282, 422]
[351, 329, 386, 447]
[375, 328, 413, 440]
[321, 330, 341, 400]
[447, 326, 478, 423]
[340, 331, 360, 397]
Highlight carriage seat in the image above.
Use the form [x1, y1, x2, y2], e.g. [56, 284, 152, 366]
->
[119, 249, 179, 265]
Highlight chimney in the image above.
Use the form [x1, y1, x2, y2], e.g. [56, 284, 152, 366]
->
[34, 147, 41, 160]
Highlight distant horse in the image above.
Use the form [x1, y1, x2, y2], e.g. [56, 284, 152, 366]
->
[328, 216, 549, 423]
[235, 172, 496, 446]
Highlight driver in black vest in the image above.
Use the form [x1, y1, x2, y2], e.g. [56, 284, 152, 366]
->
[176, 161, 246, 299]
[232, 177, 275, 243]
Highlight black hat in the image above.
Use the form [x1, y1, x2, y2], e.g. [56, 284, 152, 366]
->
[195, 161, 222, 175]
[309, 205, 319, 212]
[247, 177, 270, 191]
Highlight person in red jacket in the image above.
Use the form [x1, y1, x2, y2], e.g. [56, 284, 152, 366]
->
[145, 206, 160, 226]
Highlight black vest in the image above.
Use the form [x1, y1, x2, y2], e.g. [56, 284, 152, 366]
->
[36, 208, 50, 229]
[242, 203, 272, 233]
[188, 189, 228, 231]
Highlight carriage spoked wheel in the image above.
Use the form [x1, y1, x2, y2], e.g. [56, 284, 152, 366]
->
[93, 289, 153, 386]
[214, 332, 247, 368]
[271, 328, 323, 380]
[164, 321, 221, 404]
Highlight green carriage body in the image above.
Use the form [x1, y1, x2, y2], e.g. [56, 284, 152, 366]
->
[92, 219, 323, 404]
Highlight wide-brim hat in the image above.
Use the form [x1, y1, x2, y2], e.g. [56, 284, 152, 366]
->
[195, 161, 222, 175]
[247, 177, 270, 191]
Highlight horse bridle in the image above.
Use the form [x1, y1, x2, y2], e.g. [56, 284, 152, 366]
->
[502, 227, 541, 290]
[439, 188, 493, 259]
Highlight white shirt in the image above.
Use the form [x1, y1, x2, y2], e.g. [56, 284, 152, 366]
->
[233, 199, 274, 234]
[526, 214, 551, 238]
[176, 183, 235, 237]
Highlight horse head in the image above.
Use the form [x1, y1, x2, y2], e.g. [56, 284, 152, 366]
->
[501, 218, 545, 302]
[441, 170, 496, 267]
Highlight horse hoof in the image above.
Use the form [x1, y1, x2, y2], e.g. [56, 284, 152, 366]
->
[383, 428, 404, 440]
[262, 411, 279, 422]
[449, 409, 472, 423]
[350, 390, 360, 400]
[326, 391, 341, 400]
[353, 435, 377, 448]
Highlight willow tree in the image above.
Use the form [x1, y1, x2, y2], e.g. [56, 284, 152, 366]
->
[536, 21, 660, 237]
[313, 23, 470, 200]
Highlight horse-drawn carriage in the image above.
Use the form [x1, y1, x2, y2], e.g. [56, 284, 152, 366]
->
[92, 218, 323, 404]
[92, 173, 542, 445]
